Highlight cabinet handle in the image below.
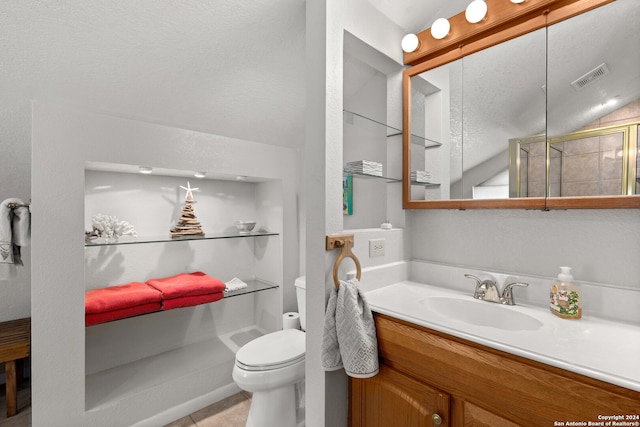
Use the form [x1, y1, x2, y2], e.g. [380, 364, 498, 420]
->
[432, 413, 443, 425]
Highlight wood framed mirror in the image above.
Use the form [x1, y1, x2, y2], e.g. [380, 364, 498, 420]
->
[402, 0, 640, 209]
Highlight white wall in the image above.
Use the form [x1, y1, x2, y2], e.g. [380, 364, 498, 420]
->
[31, 102, 298, 426]
[305, 0, 406, 425]
[409, 209, 640, 290]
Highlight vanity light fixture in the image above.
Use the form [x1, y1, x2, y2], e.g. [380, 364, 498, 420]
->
[194, 171, 206, 178]
[431, 18, 450, 40]
[138, 166, 153, 174]
[465, 0, 488, 24]
[401, 33, 420, 53]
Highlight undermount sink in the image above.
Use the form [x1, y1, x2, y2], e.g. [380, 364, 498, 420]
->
[423, 296, 543, 331]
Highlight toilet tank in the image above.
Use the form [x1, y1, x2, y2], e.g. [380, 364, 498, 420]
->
[294, 276, 306, 331]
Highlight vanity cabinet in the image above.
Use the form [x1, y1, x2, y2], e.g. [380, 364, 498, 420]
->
[349, 314, 640, 426]
[350, 364, 450, 426]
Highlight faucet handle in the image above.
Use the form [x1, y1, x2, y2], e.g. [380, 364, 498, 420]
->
[465, 274, 486, 299]
[464, 274, 482, 285]
[501, 282, 528, 305]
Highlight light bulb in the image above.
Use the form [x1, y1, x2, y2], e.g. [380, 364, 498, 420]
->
[466, 0, 488, 23]
[401, 34, 420, 53]
[194, 171, 206, 178]
[431, 18, 450, 40]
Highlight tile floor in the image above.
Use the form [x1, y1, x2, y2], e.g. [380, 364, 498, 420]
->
[0, 380, 251, 427]
[163, 392, 251, 427]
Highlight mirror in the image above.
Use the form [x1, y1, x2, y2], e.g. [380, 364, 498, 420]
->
[545, 0, 639, 204]
[403, 0, 640, 209]
[409, 59, 462, 201]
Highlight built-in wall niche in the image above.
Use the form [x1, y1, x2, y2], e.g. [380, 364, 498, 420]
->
[83, 163, 283, 412]
[84, 163, 280, 244]
[343, 32, 405, 230]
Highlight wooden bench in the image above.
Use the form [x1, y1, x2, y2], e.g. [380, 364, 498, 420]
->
[0, 317, 30, 418]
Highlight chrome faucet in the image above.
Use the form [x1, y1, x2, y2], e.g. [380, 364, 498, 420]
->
[464, 274, 528, 305]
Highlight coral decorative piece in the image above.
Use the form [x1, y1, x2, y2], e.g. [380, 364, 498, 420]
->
[85, 214, 137, 243]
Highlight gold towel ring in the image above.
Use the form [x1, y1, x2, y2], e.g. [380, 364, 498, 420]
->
[326, 234, 362, 289]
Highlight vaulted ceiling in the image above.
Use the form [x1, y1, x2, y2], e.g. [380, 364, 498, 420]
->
[1, 1, 306, 149]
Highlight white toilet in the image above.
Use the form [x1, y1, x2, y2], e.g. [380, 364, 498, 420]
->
[232, 276, 306, 427]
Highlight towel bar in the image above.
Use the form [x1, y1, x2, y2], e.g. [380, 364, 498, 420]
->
[6, 203, 29, 209]
[326, 234, 361, 288]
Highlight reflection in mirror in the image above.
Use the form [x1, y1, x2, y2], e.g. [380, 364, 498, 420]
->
[409, 30, 546, 201]
[545, 0, 639, 197]
[462, 29, 546, 200]
[508, 133, 546, 198]
[410, 60, 461, 200]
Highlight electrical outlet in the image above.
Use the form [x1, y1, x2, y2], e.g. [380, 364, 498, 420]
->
[369, 238, 385, 257]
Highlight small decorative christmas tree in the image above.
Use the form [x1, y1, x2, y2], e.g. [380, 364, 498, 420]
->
[170, 181, 204, 238]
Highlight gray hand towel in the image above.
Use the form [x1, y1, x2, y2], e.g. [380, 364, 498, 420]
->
[321, 286, 342, 371]
[321, 279, 379, 378]
[0, 198, 31, 280]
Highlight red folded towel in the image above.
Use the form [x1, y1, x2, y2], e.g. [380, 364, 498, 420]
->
[85, 281, 163, 326]
[146, 272, 226, 299]
[85, 303, 162, 326]
[160, 293, 224, 311]
[85, 282, 162, 314]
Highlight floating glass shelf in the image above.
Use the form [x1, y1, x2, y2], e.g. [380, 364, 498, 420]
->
[343, 109, 441, 149]
[85, 278, 279, 329]
[411, 181, 441, 187]
[85, 231, 279, 247]
[223, 278, 279, 298]
[343, 171, 402, 183]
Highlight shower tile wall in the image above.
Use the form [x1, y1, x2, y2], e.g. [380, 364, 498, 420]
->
[526, 100, 640, 197]
[556, 133, 622, 197]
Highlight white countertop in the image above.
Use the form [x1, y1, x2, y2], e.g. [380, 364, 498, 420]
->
[366, 281, 640, 392]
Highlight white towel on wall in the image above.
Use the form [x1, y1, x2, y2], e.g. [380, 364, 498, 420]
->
[0, 198, 31, 280]
[321, 279, 379, 378]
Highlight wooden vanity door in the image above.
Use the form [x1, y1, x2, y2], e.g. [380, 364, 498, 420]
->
[350, 363, 450, 427]
[461, 402, 523, 427]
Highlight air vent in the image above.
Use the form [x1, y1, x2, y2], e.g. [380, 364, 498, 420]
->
[570, 63, 610, 91]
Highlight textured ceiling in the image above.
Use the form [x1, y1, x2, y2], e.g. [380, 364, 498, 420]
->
[1, 1, 306, 149]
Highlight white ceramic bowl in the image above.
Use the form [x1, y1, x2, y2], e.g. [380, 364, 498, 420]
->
[235, 221, 256, 234]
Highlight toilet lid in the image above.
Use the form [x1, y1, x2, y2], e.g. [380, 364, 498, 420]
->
[235, 329, 305, 371]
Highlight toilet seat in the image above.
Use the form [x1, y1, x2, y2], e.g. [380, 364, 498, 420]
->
[235, 329, 305, 371]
